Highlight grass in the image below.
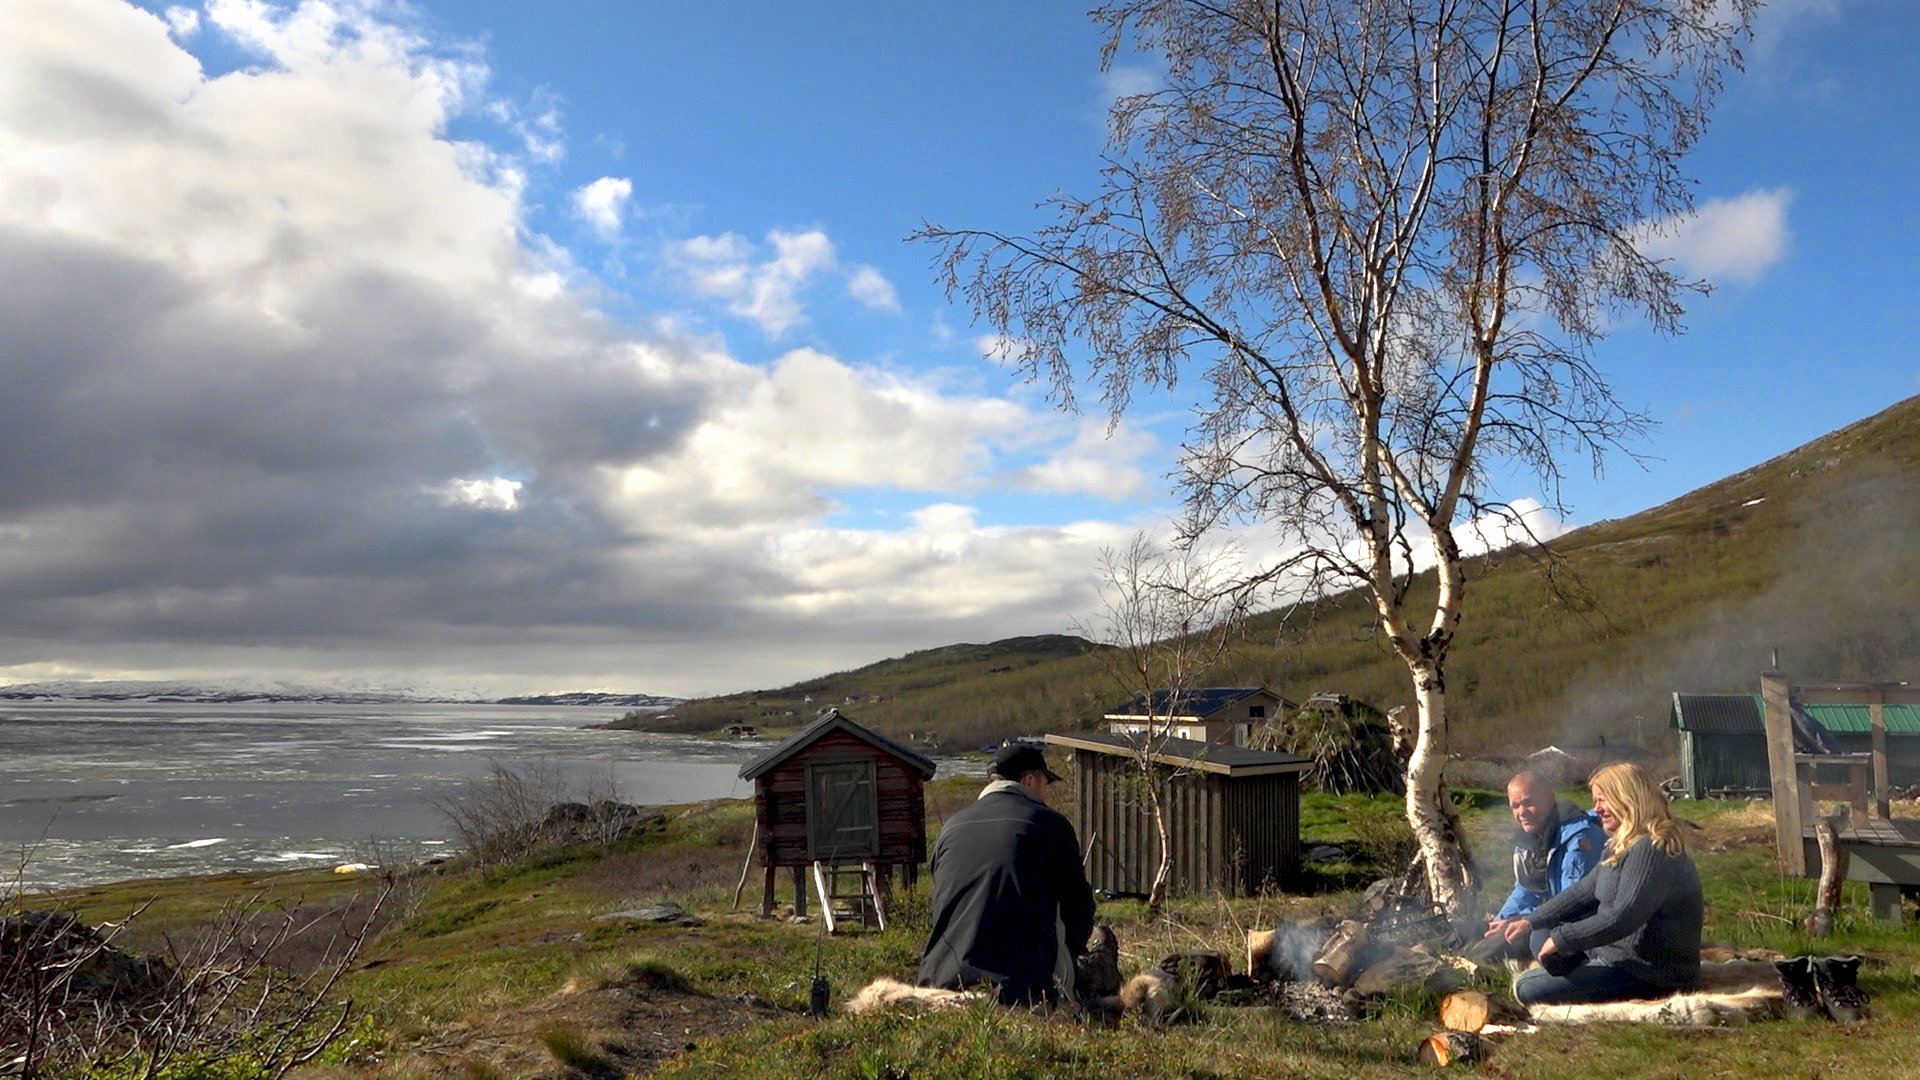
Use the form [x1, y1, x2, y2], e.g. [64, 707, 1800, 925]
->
[33, 784, 1920, 1079]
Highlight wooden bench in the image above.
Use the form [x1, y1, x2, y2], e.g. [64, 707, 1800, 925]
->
[1763, 674, 1920, 922]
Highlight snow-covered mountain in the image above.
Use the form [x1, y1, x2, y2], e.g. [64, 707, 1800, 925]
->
[0, 680, 680, 707]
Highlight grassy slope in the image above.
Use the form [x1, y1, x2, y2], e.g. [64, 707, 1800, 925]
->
[50, 786, 1920, 1079]
[663, 395, 1920, 756]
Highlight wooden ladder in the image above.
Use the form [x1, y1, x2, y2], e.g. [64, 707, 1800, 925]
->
[810, 860, 887, 933]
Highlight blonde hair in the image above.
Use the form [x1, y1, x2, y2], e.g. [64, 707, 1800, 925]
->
[1589, 762, 1685, 866]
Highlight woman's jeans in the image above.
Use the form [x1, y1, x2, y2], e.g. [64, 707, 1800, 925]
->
[1514, 958, 1661, 1005]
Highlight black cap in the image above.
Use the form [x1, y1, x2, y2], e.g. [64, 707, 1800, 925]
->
[991, 743, 1062, 782]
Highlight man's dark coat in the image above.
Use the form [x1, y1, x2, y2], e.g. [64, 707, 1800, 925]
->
[916, 782, 1096, 1004]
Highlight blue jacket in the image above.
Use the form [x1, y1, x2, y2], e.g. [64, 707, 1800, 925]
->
[1496, 806, 1607, 920]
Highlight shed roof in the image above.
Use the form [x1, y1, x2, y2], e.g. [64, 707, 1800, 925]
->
[1103, 687, 1275, 720]
[1669, 693, 1920, 735]
[739, 708, 937, 781]
[1045, 731, 1311, 777]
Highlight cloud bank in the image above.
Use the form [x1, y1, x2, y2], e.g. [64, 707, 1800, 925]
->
[0, 0, 1155, 695]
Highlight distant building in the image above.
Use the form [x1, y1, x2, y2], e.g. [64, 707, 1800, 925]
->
[1671, 692, 1920, 798]
[1103, 687, 1291, 748]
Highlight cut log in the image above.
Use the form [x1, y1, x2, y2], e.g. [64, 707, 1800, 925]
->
[1349, 944, 1456, 997]
[1438, 989, 1524, 1033]
[1312, 919, 1370, 986]
[1417, 1030, 1484, 1067]
[1807, 808, 1850, 938]
[1247, 929, 1276, 982]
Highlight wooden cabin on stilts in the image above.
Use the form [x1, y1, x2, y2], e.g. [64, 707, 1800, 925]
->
[738, 708, 935, 931]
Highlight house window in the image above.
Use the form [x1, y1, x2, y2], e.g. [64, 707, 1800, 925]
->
[805, 759, 879, 860]
[1248, 705, 1267, 719]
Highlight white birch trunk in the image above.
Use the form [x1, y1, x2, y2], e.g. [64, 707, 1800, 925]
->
[1405, 663, 1475, 919]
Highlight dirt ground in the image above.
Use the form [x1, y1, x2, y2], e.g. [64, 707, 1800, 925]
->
[368, 969, 796, 1078]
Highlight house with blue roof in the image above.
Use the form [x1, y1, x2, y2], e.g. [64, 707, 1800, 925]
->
[1103, 686, 1292, 748]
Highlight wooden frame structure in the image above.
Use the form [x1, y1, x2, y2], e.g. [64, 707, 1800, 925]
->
[1762, 673, 1920, 921]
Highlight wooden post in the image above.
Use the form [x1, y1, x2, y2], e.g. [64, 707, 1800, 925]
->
[1872, 695, 1890, 819]
[792, 864, 808, 917]
[762, 866, 776, 916]
[1807, 809, 1848, 937]
[732, 817, 761, 912]
[1761, 673, 1805, 875]
[1870, 883, 1905, 924]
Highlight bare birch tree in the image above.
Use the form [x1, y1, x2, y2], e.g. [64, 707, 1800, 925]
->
[1083, 534, 1243, 916]
[921, 0, 1753, 919]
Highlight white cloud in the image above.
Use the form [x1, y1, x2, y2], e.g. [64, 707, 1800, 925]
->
[1014, 420, 1153, 500]
[1100, 64, 1158, 101]
[975, 334, 1028, 366]
[0, 0, 1150, 695]
[663, 227, 838, 335]
[571, 176, 632, 237]
[163, 5, 200, 37]
[441, 476, 523, 511]
[846, 264, 900, 312]
[1636, 187, 1792, 286]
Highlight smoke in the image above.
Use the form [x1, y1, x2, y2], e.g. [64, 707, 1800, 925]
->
[1540, 457, 1920, 751]
[1252, 921, 1330, 982]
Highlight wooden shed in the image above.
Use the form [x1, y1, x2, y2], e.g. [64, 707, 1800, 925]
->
[1045, 731, 1311, 896]
[739, 708, 935, 916]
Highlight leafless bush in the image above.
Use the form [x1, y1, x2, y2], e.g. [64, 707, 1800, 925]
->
[2, 879, 390, 1079]
[429, 761, 658, 870]
[429, 760, 573, 867]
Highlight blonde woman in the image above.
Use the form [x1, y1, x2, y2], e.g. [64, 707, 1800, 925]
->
[1501, 762, 1704, 1006]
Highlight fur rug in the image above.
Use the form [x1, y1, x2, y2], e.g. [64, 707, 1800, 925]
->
[1526, 960, 1785, 1026]
[845, 978, 985, 1016]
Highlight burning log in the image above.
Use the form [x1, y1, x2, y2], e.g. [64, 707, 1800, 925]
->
[1417, 1030, 1485, 1067]
[1311, 920, 1370, 986]
[1349, 945, 1461, 997]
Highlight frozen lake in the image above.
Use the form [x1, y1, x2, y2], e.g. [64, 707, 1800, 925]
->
[0, 700, 772, 892]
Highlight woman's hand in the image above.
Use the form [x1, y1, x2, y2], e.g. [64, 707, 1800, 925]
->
[1536, 935, 1560, 959]
[1487, 918, 1532, 945]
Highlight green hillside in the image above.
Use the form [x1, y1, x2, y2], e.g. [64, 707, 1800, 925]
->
[671, 396, 1920, 756]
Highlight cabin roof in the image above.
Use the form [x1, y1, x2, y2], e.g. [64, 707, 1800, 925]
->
[1669, 692, 1920, 735]
[1045, 731, 1311, 777]
[1102, 687, 1278, 721]
[739, 708, 937, 780]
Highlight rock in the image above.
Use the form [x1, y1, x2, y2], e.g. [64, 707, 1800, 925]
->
[593, 902, 706, 927]
[0, 910, 173, 1006]
[1303, 843, 1350, 864]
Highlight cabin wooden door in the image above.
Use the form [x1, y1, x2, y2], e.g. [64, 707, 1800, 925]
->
[806, 759, 878, 860]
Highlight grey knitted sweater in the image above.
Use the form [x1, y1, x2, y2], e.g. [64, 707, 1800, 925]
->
[1526, 835, 1703, 989]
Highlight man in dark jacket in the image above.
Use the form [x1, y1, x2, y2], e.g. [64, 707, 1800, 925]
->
[917, 743, 1095, 1006]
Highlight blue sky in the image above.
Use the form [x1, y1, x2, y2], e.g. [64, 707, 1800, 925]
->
[0, 0, 1913, 696]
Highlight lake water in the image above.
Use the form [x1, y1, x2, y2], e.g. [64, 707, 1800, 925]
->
[0, 701, 780, 893]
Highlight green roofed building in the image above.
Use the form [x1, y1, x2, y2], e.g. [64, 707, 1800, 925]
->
[1670, 693, 1920, 799]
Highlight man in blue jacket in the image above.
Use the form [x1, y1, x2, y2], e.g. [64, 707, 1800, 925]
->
[917, 743, 1095, 1006]
[1478, 770, 1606, 958]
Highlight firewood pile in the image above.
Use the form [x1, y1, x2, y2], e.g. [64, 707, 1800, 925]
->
[1231, 882, 1482, 1025]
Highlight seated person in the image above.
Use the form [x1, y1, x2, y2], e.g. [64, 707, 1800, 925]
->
[1496, 762, 1703, 1006]
[1478, 770, 1606, 959]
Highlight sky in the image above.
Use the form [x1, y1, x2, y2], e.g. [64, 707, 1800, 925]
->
[0, 0, 1914, 698]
